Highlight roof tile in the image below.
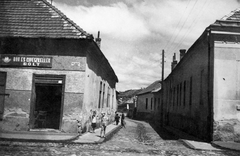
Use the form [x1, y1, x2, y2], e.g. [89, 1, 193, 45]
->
[0, 0, 92, 39]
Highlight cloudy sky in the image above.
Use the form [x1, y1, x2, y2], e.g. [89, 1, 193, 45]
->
[51, 0, 240, 91]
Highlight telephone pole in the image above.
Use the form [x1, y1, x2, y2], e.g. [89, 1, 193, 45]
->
[162, 50, 164, 82]
[160, 49, 165, 126]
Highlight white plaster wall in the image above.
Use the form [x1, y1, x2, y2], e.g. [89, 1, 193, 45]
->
[214, 44, 240, 121]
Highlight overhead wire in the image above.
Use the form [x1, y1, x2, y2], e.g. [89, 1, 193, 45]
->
[166, 0, 199, 54]
[163, 0, 191, 51]
[171, 0, 208, 53]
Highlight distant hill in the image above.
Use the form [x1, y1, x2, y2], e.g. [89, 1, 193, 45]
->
[117, 89, 143, 105]
[118, 89, 143, 97]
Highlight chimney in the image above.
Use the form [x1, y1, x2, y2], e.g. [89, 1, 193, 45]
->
[180, 49, 186, 60]
[95, 31, 101, 48]
[171, 53, 178, 71]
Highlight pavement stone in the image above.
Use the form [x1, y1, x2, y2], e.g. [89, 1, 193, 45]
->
[181, 140, 222, 151]
[164, 125, 240, 152]
[212, 141, 240, 151]
[73, 123, 122, 144]
[0, 123, 122, 144]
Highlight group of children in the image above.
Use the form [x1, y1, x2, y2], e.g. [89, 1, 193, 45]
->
[88, 110, 126, 138]
[88, 110, 110, 138]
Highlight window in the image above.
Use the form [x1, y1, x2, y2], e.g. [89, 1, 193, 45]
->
[173, 87, 175, 107]
[102, 83, 105, 108]
[183, 81, 186, 107]
[112, 89, 114, 109]
[151, 98, 153, 110]
[98, 81, 102, 108]
[154, 98, 156, 110]
[180, 83, 182, 106]
[200, 70, 204, 105]
[146, 98, 148, 110]
[177, 84, 179, 106]
[107, 87, 110, 107]
[189, 76, 193, 107]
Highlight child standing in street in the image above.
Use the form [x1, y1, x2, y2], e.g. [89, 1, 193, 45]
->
[115, 112, 120, 125]
[91, 112, 97, 133]
[100, 112, 108, 138]
[121, 113, 125, 128]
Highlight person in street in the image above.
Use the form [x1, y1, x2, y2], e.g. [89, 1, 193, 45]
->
[115, 112, 120, 125]
[121, 112, 125, 128]
[100, 112, 109, 138]
[87, 109, 93, 132]
[91, 111, 97, 133]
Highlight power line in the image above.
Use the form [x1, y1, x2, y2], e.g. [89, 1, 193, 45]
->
[163, 0, 191, 51]
[171, 0, 208, 53]
[167, 0, 199, 54]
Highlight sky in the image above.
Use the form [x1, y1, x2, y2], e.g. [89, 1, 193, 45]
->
[50, 0, 240, 91]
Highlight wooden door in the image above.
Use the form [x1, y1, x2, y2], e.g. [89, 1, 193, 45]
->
[0, 72, 6, 120]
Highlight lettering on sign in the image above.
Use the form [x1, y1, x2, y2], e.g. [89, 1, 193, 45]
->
[0, 55, 52, 68]
[71, 62, 80, 66]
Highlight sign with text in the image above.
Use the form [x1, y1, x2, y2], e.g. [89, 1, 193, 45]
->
[0, 55, 52, 68]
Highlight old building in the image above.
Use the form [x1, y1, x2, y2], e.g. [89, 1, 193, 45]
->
[117, 89, 142, 118]
[162, 9, 240, 142]
[0, 0, 118, 134]
[136, 80, 161, 120]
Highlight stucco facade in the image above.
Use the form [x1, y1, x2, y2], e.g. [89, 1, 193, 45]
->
[0, 0, 118, 134]
[162, 18, 240, 142]
[136, 81, 161, 120]
[0, 38, 118, 134]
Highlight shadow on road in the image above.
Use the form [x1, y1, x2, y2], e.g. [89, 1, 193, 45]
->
[128, 118, 202, 141]
[148, 122, 180, 140]
[127, 118, 179, 140]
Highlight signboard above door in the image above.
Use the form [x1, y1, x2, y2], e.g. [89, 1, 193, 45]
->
[0, 55, 52, 68]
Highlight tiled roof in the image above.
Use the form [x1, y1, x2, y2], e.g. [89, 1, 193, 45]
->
[137, 80, 161, 95]
[0, 0, 92, 39]
[220, 8, 240, 21]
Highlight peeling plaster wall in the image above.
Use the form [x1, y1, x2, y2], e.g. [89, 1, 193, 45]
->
[79, 50, 117, 132]
[0, 56, 86, 133]
[213, 43, 240, 141]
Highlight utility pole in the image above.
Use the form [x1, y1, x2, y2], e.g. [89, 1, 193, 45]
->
[162, 50, 164, 82]
[160, 49, 165, 126]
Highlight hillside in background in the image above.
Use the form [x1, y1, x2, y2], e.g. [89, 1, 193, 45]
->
[117, 89, 143, 105]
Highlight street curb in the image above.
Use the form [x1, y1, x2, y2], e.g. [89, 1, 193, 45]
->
[0, 135, 79, 143]
[211, 141, 240, 152]
[180, 139, 196, 150]
[0, 131, 79, 143]
[96, 125, 122, 143]
[67, 125, 122, 145]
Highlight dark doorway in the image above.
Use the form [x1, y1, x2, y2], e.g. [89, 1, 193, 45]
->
[34, 84, 62, 129]
[0, 72, 6, 120]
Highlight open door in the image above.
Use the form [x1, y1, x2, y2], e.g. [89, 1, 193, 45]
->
[30, 74, 65, 130]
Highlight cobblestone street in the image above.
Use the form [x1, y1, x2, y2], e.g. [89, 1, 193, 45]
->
[0, 119, 240, 156]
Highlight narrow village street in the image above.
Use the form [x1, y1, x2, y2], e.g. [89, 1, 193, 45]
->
[0, 119, 240, 156]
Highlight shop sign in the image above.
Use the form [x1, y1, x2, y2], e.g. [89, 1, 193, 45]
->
[0, 55, 52, 68]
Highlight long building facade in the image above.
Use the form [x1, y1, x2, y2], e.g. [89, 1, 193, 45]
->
[0, 0, 118, 134]
[162, 9, 240, 142]
[136, 80, 161, 121]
